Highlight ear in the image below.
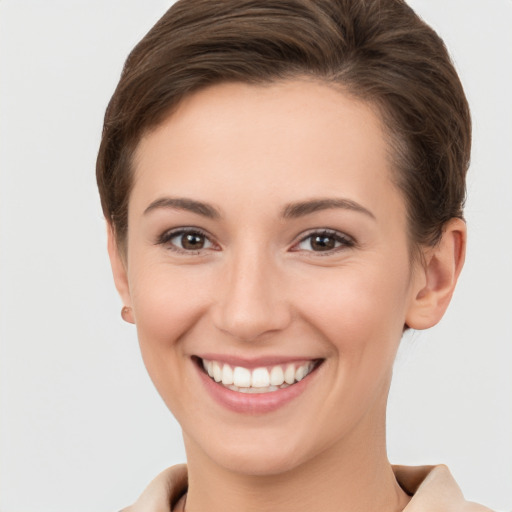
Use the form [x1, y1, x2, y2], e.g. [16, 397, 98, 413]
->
[107, 223, 134, 323]
[405, 218, 466, 330]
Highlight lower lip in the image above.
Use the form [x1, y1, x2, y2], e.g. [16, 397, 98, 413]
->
[196, 362, 320, 414]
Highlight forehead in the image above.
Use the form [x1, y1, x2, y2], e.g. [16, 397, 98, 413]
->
[131, 79, 403, 222]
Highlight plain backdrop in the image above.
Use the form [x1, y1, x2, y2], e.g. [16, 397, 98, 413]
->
[0, 1, 511, 511]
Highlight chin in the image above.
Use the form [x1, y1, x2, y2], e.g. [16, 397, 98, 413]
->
[181, 420, 308, 476]
[186, 420, 329, 478]
[216, 445, 307, 477]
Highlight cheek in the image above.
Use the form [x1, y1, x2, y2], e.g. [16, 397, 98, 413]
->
[129, 252, 212, 331]
[291, 263, 411, 433]
[127, 261, 211, 391]
[295, 259, 411, 360]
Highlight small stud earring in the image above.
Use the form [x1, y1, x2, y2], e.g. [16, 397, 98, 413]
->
[121, 306, 133, 323]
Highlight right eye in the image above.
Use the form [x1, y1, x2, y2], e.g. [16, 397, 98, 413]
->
[157, 228, 216, 254]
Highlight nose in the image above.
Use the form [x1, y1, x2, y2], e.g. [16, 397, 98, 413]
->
[211, 247, 292, 342]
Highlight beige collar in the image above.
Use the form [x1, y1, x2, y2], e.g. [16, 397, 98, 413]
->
[395, 464, 493, 511]
[123, 463, 492, 511]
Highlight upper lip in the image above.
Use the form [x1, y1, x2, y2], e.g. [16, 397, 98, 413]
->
[195, 353, 323, 369]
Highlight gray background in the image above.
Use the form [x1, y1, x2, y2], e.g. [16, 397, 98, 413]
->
[1, 1, 511, 510]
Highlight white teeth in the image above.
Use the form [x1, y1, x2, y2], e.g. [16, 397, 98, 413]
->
[238, 385, 279, 394]
[201, 359, 317, 392]
[212, 361, 222, 382]
[295, 365, 306, 381]
[269, 366, 285, 386]
[228, 383, 291, 393]
[233, 366, 252, 388]
[251, 367, 270, 388]
[284, 364, 296, 385]
[221, 364, 233, 385]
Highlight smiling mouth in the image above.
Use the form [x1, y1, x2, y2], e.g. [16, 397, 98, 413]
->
[197, 357, 323, 394]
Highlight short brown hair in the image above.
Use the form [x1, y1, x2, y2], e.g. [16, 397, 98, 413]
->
[96, 0, 471, 253]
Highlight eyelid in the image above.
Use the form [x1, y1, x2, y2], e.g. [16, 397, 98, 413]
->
[156, 226, 219, 253]
[290, 228, 355, 253]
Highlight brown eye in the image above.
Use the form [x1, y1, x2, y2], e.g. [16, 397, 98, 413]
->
[310, 235, 336, 251]
[295, 230, 354, 253]
[158, 228, 215, 252]
[181, 232, 206, 250]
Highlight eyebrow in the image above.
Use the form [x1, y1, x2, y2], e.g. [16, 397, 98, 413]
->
[143, 197, 221, 219]
[282, 198, 376, 220]
[143, 196, 375, 220]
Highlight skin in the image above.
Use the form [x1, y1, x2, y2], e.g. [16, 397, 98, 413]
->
[109, 80, 466, 512]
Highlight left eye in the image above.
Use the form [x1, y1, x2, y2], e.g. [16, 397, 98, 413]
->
[295, 231, 353, 252]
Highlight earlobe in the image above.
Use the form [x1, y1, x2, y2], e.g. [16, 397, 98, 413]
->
[106, 223, 133, 318]
[405, 218, 466, 330]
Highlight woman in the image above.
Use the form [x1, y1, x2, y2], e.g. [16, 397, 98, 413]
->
[96, 0, 492, 510]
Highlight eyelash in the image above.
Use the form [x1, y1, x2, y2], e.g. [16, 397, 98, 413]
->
[156, 227, 217, 254]
[293, 229, 355, 255]
[156, 227, 355, 255]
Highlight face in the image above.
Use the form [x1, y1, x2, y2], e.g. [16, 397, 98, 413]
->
[114, 80, 424, 475]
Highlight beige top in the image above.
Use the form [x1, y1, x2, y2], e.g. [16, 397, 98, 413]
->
[122, 464, 494, 511]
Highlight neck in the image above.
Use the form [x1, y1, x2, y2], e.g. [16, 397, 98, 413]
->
[183, 401, 410, 512]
